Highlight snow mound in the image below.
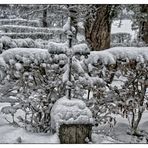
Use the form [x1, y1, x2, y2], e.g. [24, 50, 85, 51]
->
[50, 97, 93, 132]
[0, 48, 49, 66]
[73, 43, 90, 55]
[86, 47, 148, 65]
[47, 41, 68, 54]
[47, 41, 89, 55]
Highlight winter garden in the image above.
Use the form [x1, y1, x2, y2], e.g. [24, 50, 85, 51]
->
[0, 4, 148, 144]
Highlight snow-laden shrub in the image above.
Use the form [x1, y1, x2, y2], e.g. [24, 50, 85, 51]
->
[85, 47, 148, 135]
[0, 19, 40, 27]
[0, 25, 64, 34]
[0, 32, 54, 40]
[0, 43, 93, 133]
[0, 48, 68, 132]
[0, 36, 46, 53]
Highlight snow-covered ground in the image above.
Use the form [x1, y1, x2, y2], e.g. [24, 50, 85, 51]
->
[0, 15, 147, 144]
[1, 101, 148, 143]
[0, 103, 60, 144]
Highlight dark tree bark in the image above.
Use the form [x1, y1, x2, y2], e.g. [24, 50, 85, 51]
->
[140, 5, 148, 44]
[42, 7, 48, 27]
[85, 5, 112, 51]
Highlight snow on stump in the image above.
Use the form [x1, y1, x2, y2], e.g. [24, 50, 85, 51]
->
[50, 97, 93, 144]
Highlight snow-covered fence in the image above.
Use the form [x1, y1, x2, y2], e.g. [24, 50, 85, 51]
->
[0, 19, 40, 27]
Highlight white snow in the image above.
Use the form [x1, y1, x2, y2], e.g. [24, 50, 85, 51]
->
[15, 63, 23, 71]
[63, 17, 71, 32]
[0, 126, 60, 144]
[111, 20, 137, 40]
[73, 43, 90, 55]
[0, 103, 59, 143]
[77, 22, 84, 29]
[47, 41, 68, 54]
[86, 47, 148, 65]
[62, 65, 69, 83]
[0, 48, 49, 67]
[47, 41, 89, 56]
[91, 133, 121, 143]
[50, 96, 93, 133]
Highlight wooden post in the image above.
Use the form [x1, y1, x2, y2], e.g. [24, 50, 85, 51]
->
[59, 124, 92, 144]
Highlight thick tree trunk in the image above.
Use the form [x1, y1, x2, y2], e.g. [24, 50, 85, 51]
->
[85, 5, 111, 51]
[140, 5, 148, 44]
[59, 124, 92, 144]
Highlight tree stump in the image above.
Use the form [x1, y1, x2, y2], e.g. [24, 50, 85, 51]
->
[59, 124, 92, 144]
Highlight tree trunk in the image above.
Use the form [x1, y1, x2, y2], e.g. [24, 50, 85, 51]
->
[85, 5, 111, 51]
[132, 109, 143, 134]
[59, 124, 92, 144]
[131, 75, 147, 135]
[42, 7, 48, 27]
[140, 4, 148, 44]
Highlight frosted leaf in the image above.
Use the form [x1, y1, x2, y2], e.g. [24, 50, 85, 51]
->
[62, 67, 69, 83]
[14, 71, 21, 78]
[41, 63, 46, 68]
[15, 63, 23, 71]
[63, 17, 71, 32]
[9, 59, 15, 65]
[72, 57, 85, 74]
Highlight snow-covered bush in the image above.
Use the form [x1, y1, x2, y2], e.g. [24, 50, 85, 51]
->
[0, 48, 68, 132]
[0, 36, 48, 53]
[0, 25, 64, 34]
[0, 19, 40, 27]
[0, 32, 54, 40]
[85, 47, 148, 135]
[0, 42, 91, 133]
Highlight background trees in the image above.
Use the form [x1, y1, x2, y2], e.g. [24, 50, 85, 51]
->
[84, 5, 122, 51]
